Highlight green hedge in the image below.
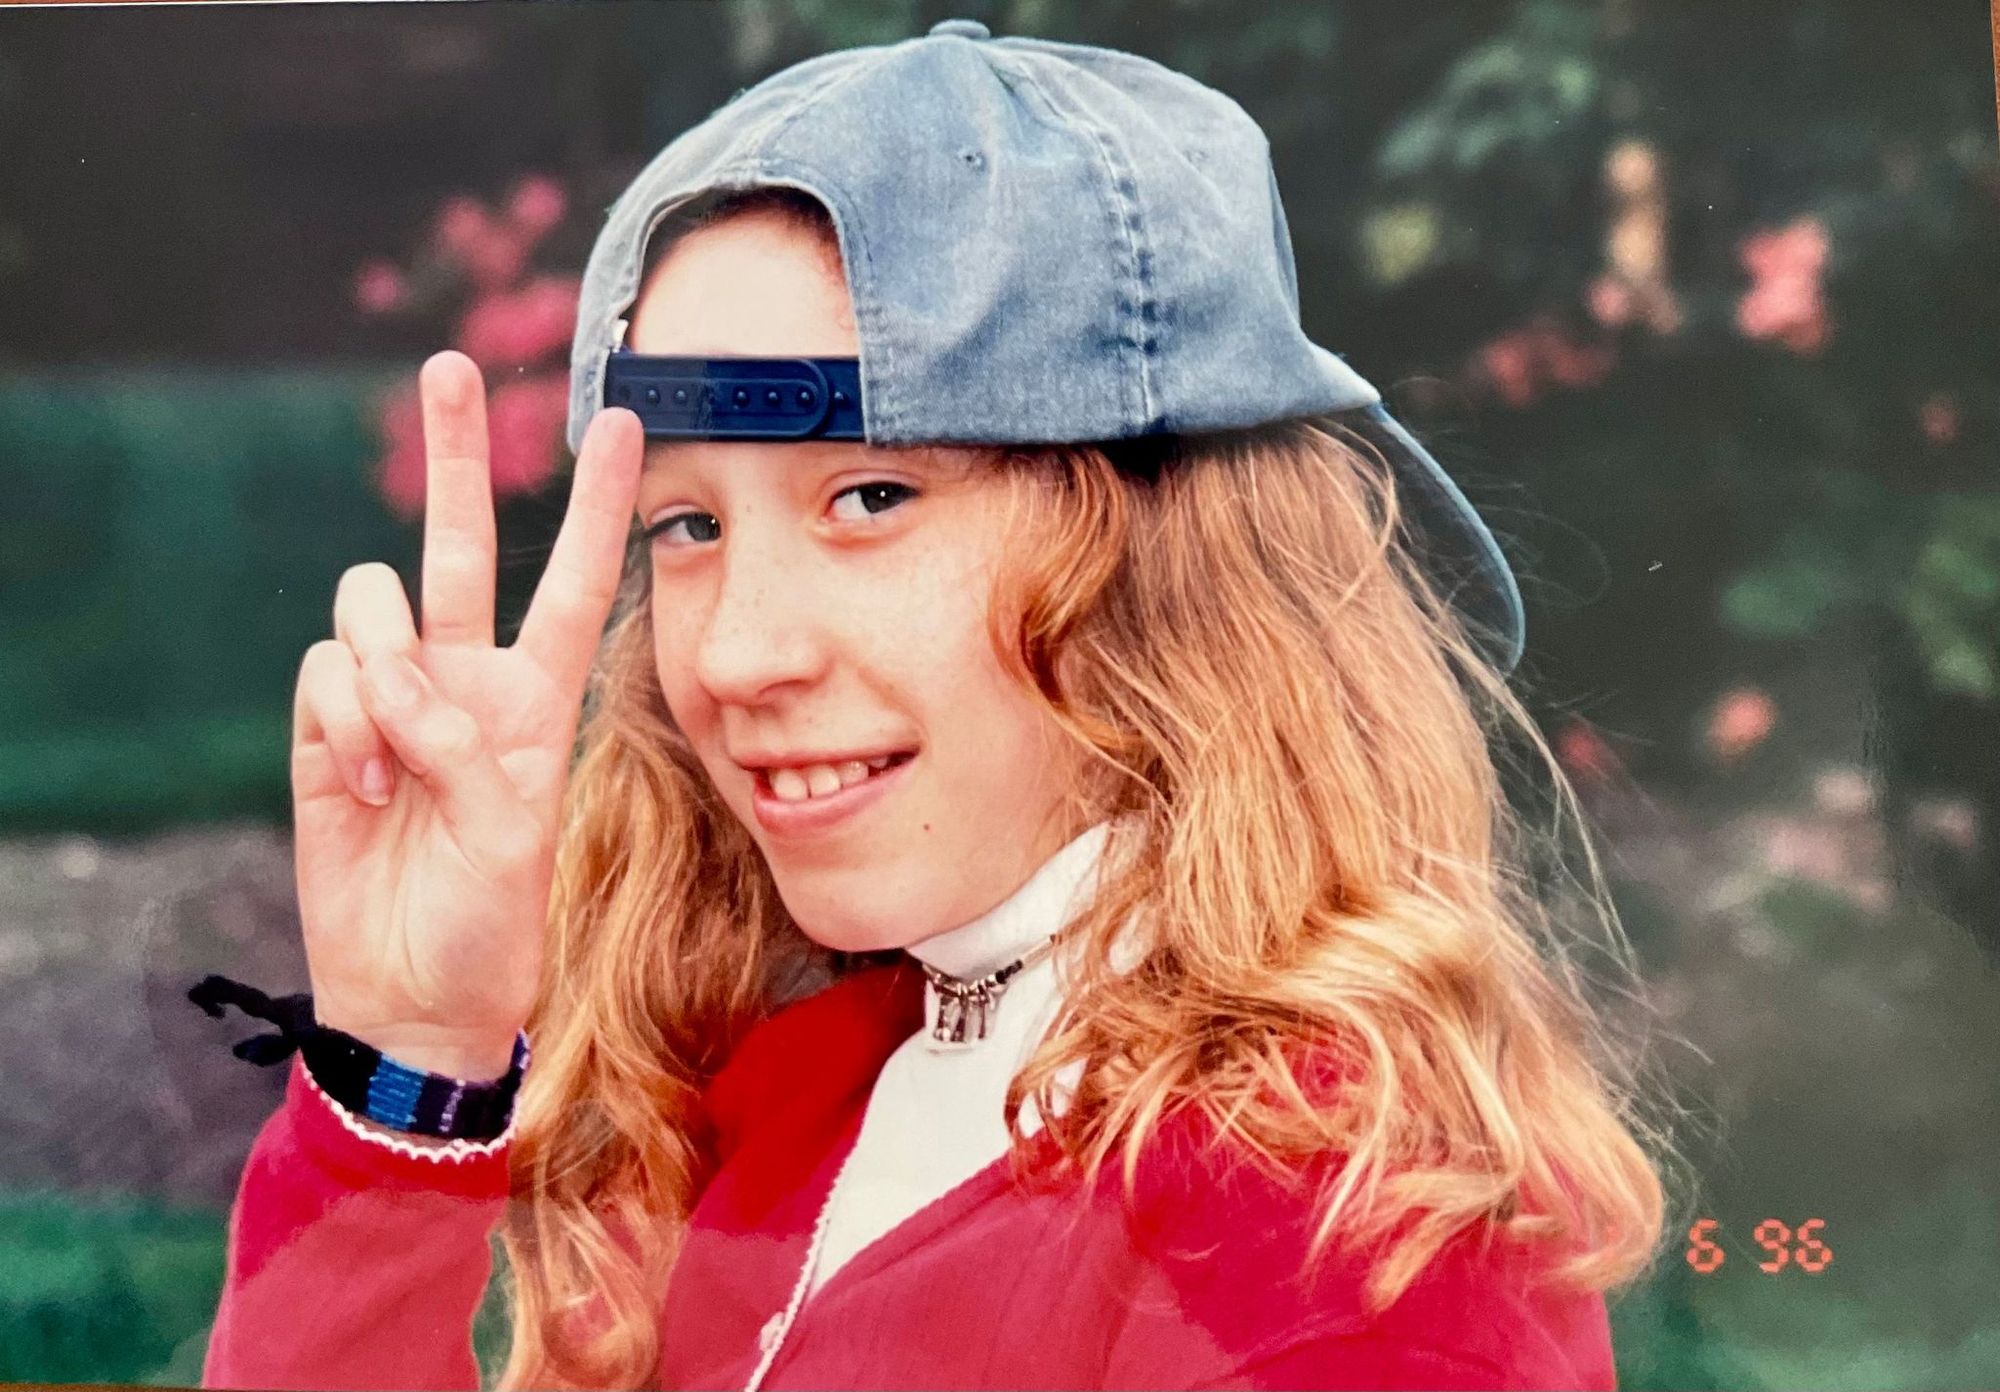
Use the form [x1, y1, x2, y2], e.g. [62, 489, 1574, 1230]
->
[0, 1189, 225, 1384]
[0, 1185, 532, 1388]
[0, 370, 416, 834]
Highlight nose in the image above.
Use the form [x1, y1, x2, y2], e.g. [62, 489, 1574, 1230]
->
[689, 526, 831, 706]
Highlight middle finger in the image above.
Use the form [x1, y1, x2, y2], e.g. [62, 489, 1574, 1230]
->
[418, 351, 498, 648]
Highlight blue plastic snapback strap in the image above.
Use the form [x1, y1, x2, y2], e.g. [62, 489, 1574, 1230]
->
[604, 348, 865, 440]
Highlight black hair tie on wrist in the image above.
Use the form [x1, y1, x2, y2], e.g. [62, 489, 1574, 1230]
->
[187, 974, 319, 1065]
[187, 973, 528, 1142]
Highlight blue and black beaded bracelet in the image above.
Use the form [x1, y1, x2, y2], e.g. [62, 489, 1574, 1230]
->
[187, 974, 527, 1142]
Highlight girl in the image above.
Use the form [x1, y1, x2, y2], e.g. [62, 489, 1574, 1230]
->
[197, 19, 1676, 1392]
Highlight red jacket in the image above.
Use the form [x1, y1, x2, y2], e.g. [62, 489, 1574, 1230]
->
[204, 960, 1616, 1390]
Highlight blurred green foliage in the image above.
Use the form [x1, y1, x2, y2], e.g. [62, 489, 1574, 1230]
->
[0, 371, 582, 835]
[0, 1190, 223, 1384]
[472, 1233, 515, 1387]
[1361, 0, 1997, 703]
[0, 372, 407, 832]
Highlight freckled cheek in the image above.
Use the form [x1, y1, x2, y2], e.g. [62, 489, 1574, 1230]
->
[836, 539, 974, 646]
[900, 611, 1033, 758]
[649, 612, 711, 738]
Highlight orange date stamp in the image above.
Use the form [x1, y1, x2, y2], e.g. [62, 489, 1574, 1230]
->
[1685, 1218, 1834, 1274]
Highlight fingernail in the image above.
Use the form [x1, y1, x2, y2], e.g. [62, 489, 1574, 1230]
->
[369, 655, 423, 710]
[359, 757, 393, 805]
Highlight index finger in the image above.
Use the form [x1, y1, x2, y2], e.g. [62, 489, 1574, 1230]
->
[513, 407, 645, 695]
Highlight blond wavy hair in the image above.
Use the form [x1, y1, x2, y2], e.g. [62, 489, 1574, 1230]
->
[492, 188, 1689, 1390]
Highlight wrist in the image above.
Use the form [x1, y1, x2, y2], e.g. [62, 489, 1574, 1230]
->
[316, 1017, 522, 1082]
[189, 974, 526, 1143]
[300, 1024, 529, 1142]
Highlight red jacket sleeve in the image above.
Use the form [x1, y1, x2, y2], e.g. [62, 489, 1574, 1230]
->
[1182, 1330, 1529, 1391]
[202, 1056, 512, 1392]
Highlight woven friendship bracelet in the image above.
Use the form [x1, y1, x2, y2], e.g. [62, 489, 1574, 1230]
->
[188, 974, 529, 1142]
[300, 1026, 529, 1141]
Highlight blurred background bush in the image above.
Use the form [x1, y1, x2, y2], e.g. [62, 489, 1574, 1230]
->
[0, 1, 1994, 1386]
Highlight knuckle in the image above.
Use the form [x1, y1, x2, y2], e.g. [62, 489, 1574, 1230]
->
[322, 705, 381, 758]
[550, 557, 617, 620]
[430, 705, 485, 760]
[296, 656, 381, 752]
[294, 644, 344, 720]
[486, 813, 547, 873]
[428, 539, 483, 579]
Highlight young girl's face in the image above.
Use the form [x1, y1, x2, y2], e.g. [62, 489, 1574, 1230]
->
[627, 208, 1093, 952]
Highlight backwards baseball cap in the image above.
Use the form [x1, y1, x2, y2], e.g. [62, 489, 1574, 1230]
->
[567, 17, 1526, 675]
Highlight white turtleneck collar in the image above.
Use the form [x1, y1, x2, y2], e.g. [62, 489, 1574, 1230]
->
[903, 819, 1115, 982]
[803, 816, 1137, 1298]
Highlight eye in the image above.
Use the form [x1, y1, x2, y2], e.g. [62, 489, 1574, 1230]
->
[829, 481, 918, 521]
[640, 512, 720, 548]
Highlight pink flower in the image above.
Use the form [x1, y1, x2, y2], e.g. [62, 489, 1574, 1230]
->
[432, 195, 528, 290]
[1920, 393, 1960, 446]
[1474, 318, 1616, 406]
[1478, 331, 1540, 407]
[1909, 795, 1978, 852]
[1738, 279, 1830, 353]
[1736, 217, 1833, 355]
[455, 276, 582, 371]
[507, 175, 568, 242]
[1740, 218, 1829, 282]
[353, 260, 407, 315]
[1555, 720, 1623, 785]
[486, 374, 572, 498]
[1706, 686, 1777, 763]
[1759, 816, 1847, 885]
[463, 225, 529, 292]
[1811, 766, 1876, 816]
[1588, 274, 1634, 328]
[1536, 321, 1615, 389]
[433, 196, 492, 260]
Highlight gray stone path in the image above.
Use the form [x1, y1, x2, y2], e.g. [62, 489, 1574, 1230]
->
[0, 823, 307, 1209]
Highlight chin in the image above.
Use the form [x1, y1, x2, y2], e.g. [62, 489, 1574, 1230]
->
[791, 910, 925, 956]
[772, 869, 934, 956]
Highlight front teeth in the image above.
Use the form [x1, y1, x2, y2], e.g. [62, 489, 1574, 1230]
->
[767, 759, 882, 802]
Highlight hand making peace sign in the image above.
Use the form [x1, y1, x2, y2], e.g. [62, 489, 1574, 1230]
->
[288, 351, 644, 1081]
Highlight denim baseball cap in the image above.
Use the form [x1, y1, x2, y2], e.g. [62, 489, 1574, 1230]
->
[567, 17, 1526, 675]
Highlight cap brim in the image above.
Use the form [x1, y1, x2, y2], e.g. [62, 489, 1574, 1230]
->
[1354, 402, 1526, 677]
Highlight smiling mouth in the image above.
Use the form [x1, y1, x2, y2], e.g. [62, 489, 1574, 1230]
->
[754, 750, 917, 803]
